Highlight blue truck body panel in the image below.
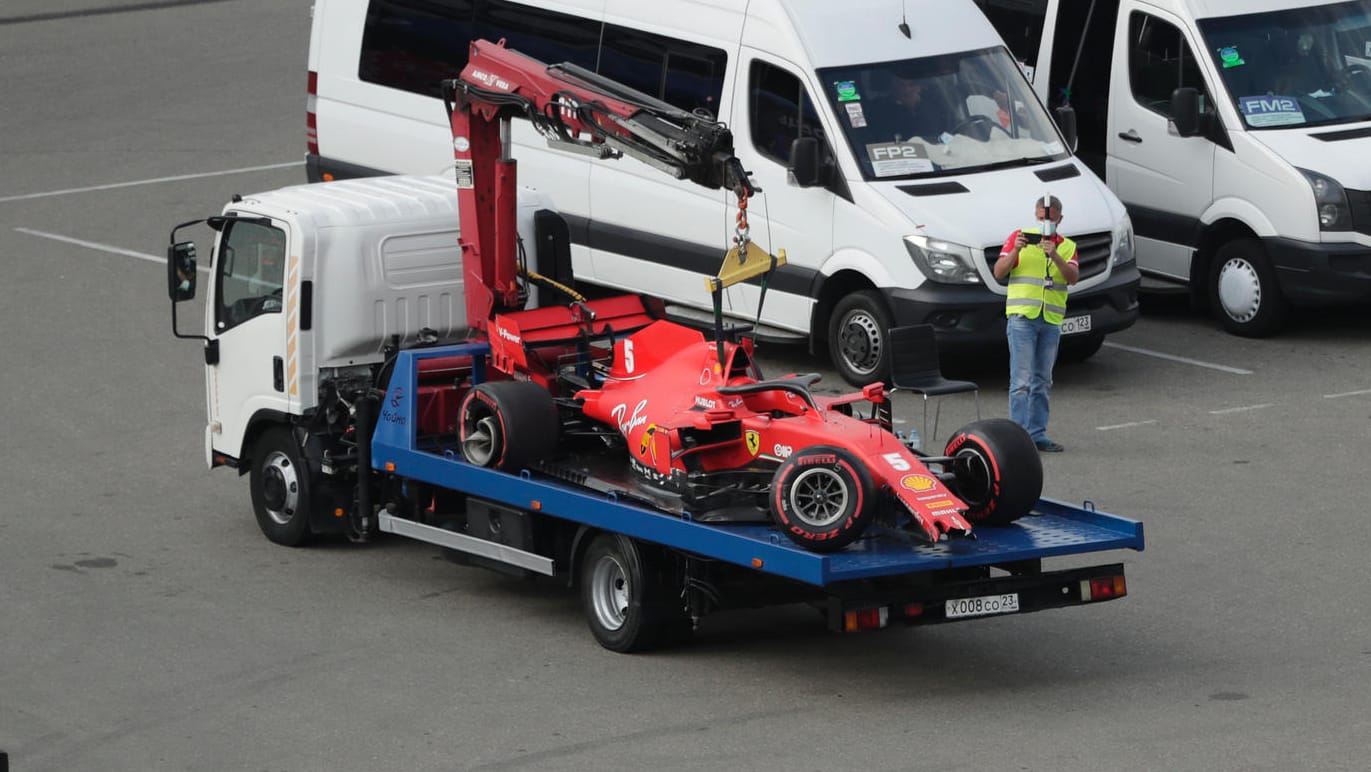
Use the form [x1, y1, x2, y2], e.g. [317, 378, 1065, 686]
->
[373, 344, 1143, 586]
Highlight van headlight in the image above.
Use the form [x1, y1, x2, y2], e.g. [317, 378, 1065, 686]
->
[1113, 215, 1135, 266]
[1297, 168, 1351, 231]
[904, 234, 982, 284]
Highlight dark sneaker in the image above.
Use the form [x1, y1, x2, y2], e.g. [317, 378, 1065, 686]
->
[1035, 439, 1065, 453]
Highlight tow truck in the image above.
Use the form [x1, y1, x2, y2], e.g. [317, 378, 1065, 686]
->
[167, 40, 1143, 652]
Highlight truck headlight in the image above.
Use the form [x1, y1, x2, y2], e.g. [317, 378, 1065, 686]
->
[904, 234, 982, 284]
[1297, 168, 1351, 231]
[1113, 215, 1135, 266]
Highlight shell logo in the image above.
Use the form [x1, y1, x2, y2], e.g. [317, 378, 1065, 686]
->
[899, 474, 939, 492]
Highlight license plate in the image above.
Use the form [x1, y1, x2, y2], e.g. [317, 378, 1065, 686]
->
[945, 592, 1020, 619]
[1060, 314, 1092, 335]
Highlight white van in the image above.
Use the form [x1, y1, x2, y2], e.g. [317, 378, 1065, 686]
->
[976, 0, 1371, 336]
[306, 0, 1141, 385]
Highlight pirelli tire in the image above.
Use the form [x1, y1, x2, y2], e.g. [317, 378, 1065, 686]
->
[458, 381, 560, 472]
[942, 418, 1042, 526]
[769, 445, 876, 552]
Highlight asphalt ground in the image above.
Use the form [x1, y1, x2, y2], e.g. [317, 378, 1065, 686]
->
[3, 2, 1371, 770]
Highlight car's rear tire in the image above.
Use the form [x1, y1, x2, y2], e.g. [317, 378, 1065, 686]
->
[770, 446, 876, 552]
[458, 381, 559, 471]
[942, 418, 1042, 526]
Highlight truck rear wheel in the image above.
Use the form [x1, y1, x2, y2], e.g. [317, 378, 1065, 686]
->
[579, 533, 690, 652]
[249, 427, 314, 546]
[942, 418, 1042, 526]
[458, 381, 559, 471]
[770, 446, 876, 552]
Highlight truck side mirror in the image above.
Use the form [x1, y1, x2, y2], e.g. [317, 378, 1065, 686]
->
[1053, 104, 1078, 152]
[168, 241, 197, 301]
[1169, 87, 1201, 137]
[788, 137, 820, 187]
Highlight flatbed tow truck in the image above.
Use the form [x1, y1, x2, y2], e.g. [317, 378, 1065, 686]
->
[167, 40, 1143, 652]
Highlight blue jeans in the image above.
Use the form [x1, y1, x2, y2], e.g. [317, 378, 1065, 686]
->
[1006, 314, 1061, 443]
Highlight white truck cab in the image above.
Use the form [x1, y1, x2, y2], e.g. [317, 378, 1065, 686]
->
[978, 0, 1371, 335]
[306, 0, 1140, 384]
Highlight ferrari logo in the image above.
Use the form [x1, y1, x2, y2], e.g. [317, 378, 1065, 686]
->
[638, 424, 658, 464]
[745, 430, 761, 456]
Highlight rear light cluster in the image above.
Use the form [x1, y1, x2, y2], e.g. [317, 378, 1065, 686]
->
[1081, 575, 1127, 602]
[306, 70, 320, 158]
[843, 603, 924, 632]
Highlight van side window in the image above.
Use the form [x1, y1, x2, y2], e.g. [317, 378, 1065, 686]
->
[1128, 12, 1209, 115]
[359, 0, 599, 98]
[599, 26, 727, 117]
[216, 221, 287, 331]
[749, 61, 826, 165]
[973, 0, 1048, 76]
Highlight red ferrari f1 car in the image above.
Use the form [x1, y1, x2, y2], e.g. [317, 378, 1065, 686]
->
[457, 313, 1043, 553]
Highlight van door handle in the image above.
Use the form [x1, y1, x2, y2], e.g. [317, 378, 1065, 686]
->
[1118, 129, 1143, 143]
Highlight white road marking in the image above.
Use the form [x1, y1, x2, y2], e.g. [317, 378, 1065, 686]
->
[1208, 403, 1274, 415]
[1103, 341, 1253, 375]
[1096, 419, 1157, 431]
[15, 227, 208, 272]
[0, 161, 303, 203]
[1324, 388, 1371, 399]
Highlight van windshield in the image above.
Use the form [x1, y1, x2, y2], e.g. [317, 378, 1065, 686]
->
[1198, 0, 1371, 129]
[817, 47, 1067, 180]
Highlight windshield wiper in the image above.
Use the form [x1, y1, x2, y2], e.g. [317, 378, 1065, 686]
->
[959, 155, 1060, 174]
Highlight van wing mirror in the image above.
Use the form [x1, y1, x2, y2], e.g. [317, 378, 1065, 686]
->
[1053, 104, 1079, 152]
[788, 137, 820, 187]
[1170, 87, 1201, 137]
[168, 241, 197, 301]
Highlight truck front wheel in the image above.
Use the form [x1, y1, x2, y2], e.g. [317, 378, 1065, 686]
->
[249, 427, 314, 546]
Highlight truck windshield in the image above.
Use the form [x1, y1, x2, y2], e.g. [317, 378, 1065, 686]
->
[1198, 0, 1371, 129]
[817, 46, 1067, 180]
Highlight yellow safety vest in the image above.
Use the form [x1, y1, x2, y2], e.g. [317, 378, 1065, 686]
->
[1006, 231, 1076, 324]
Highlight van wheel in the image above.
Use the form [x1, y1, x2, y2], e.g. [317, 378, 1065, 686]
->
[459, 381, 559, 471]
[942, 418, 1042, 526]
[1209, 239, 1287, 337]
[1058, 334, 1104, 364]
[579, 534, 691, 652]
[250, 427, 314, 547]
[829, 290, 893, 387]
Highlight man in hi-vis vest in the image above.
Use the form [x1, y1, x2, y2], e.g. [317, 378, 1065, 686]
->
[992, 195, 1079, 453]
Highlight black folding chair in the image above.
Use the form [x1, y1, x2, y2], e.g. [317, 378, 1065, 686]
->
[887, 324, 980, 444]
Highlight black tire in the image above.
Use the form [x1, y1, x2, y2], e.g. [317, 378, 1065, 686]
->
[458, 381, 559, 471]
[579, 534, 691, 653]
[1058, 334, 1104, 364]
[249, 427, 314, 547]
[828, 289, 894, 388]
[769, 446, 876, 552]
[1209, 238, 1287, 337]
[942, 418, 1042, 526]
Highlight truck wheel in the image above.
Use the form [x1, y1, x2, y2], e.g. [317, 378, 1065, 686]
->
[458, 381, 559, 471]
[770, 446, 876, 552]
[828, 290, 893, 388]
[942, 418, 1042, 526]
[579, 533, 690, 652]
[249, 427, 314, 547]
[1209, 238, 1287, 337]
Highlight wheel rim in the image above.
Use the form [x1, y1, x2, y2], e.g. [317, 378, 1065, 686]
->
[952, 449, 992, 508]
[788, 467, 849, 527]
[260, 450, 299, 526]
[837, 309, 883, 377]
[590, 554, 629, 632]
[462, 413, 501, 467]
[1216, 257, 1262, 323]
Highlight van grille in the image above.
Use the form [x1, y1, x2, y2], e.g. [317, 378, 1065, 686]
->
[984, 230, 1113, 281]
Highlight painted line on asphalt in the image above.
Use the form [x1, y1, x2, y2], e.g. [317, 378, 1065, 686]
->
[1096, 419, 1157, 431]
[1324, 388, 1371, 399]
[1208, 403, 1274, 415]
[14, 228, 211, 273]
[1103, 341, 1253, 375]
[0, 161, 303, 203]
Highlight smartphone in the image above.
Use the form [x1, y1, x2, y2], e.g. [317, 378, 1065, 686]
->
[1023, 232, 1042, 245]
